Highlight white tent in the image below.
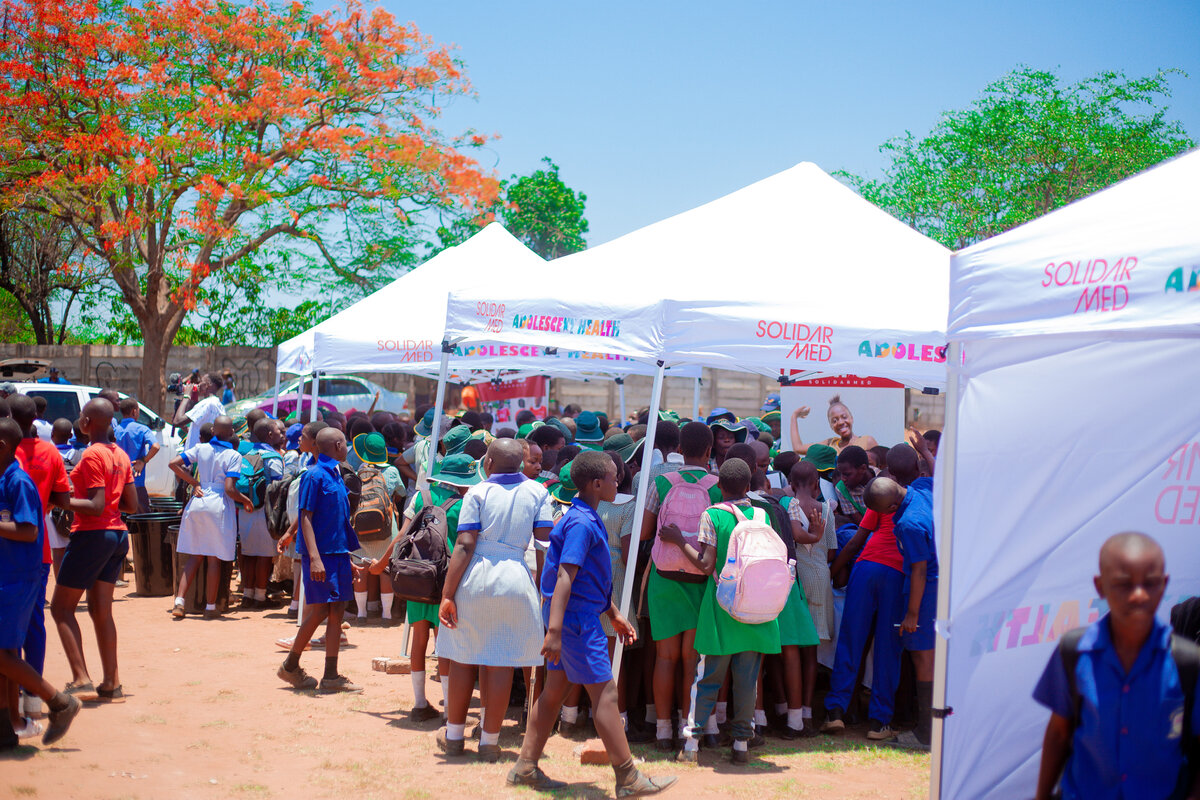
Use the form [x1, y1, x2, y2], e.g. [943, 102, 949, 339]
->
[443, 161, 952, 669]
[933, 149, 1200, 798]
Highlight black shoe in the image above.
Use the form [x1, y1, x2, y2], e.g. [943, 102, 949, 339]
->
[748, 732, 766, 750]
[654, 737, 676, 752]
[507, 764, 567, 790]
[776, 724, 802, 741]
[411, 704, 441, 723]
[820, 707, 845, 733]
[626, 724, 655, 744]
[559, 718, 588, 740]
[731, 746, 749, 764]
[701, 733, 721, 749]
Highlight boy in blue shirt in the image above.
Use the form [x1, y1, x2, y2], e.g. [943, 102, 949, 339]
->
[276, 427, 363, 694]
[1034, 533, 1200, 800]
[0, 418, 82, 749]
[864, 473, 937, 751]
[509, 451, 676, 798]
[114, 397, 160, 513]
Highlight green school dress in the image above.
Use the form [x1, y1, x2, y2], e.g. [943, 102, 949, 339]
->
[750, 497, 819, 648]
[646, 468, 723, 641]
[405, 484, 462, 627]
[694, 503, 782, 657]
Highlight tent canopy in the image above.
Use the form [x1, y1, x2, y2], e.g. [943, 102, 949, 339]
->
[935, 149, 1200, 799]
[445, 162, 950, 386]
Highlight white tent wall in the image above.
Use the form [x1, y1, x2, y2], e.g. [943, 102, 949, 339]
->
[935, 149, 1200, 799]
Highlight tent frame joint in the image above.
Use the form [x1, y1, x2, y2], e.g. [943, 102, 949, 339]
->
[931, 706, 953, 719]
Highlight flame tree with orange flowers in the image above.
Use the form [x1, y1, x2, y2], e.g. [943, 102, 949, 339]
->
[0, 0, 499, 407]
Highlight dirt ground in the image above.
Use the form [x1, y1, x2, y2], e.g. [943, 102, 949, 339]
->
[1, 581, 930, 800]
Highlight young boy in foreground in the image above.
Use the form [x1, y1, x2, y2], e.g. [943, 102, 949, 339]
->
[510, 451, 676, 797]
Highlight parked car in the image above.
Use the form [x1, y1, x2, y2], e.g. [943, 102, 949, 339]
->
[9, 381, 180, 497]
[228, 375, 407, 417]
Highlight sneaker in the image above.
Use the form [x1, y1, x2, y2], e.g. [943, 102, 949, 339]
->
[884, 730, 931, 752]
[14, 716, 44, 739]
[507, 763, 566, 790]
[820, 707, 845, 733]
[318, 675, 363, 694]
[276, 663, 318, 690]
[411, 704, 441, 723]
[477, 743, 501, 763]
[43, 694, 81, 746]
[867, 720, 897, 741]
[436, 727, 465, 757]
[616, 770, 677, 797]
[170, 604, 186, 620]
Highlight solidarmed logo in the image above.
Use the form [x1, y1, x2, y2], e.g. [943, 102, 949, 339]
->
[1040, 256, 1137, 314]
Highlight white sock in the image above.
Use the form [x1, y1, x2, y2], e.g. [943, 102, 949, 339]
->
[733, 739, 748, 752]
[480, 730, 499, 746]
[802, 706, 812, 719]
[620, 711, 628, 730]
[754, 709, 768, 727]
[683, 735, 699, 752]
[411, 671, 427, 707]
[704, 716, 719, 734]
[677, 719, 688, 739]
[174, 597, 184, 607]
[354, 591, 368, 617]
[787, 709, 804, 730]
[243, 589, 253, 599]
[656, 720, 673, 739]
[561, 705, 579, 724]
[715, 702, 727, 724]
[774, 702, 787, 716]
[289, 598, 299, 610]
[645, 704, 656, 724]
[205, 603, 216, 611]
[446, 722, 465, 740]
[255, 588, 267, 601]
[380, 592, 393, 619]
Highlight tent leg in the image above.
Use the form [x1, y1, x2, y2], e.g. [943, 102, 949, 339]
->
[271, 368, 282, 418]
[929, 341, 961, 800]
[692, 376, 702, 420]
[309, 372, 321, 423]
[616, 377, 626, 424]
[428, 344, 452, 472]
[612, 362, 665, 679]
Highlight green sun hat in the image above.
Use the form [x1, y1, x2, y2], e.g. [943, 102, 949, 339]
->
[602, 432, 640, 463]
[415, 408, 436, 437]
[710, 417, 749, 444]
[429, 453, 481, 488]
[469, 428, 494, 445]
[574, 411, 603, 443]
[658, 409, 680, 424]
[545, 417, 573, 443]
[803, 444, 838, 474]
[761, 409, 781, 424]
[745, 416, 770, 434]
[442, 424, 471, 456]
[352, 432, 389, 465]
[549, 461, 577, 504]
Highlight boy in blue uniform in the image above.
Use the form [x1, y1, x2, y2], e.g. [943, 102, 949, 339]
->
[0, 418, 81, 749]
[1034, 533, 1200, 800]
[114, 397, 159, 513]
[864, 473, 937, 751]
[276, 427, 363, 694]
[510, 451, 676, 798]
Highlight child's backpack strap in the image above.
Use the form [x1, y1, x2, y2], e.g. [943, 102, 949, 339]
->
[1172, 634, 1200, 771]
[1057, 626, 1087, 730]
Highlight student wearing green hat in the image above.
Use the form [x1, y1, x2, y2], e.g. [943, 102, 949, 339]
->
[708, 418, 747, 468]
[803, 444, 841, 509]
[370, 453, 480, 723]
[350, 432, 407, 625]
[573, 411, 604, 451]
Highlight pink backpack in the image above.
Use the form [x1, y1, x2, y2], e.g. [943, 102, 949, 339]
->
[714, 503, 792, 625]
[652, 471, 720, 581]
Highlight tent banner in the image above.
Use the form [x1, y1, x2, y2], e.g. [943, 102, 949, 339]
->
[476, 376, 548, 425]
[779, 381, 905, 452]
[938, 335, 1200, 799]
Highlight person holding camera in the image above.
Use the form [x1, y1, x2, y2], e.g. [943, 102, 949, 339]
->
[172, 372, 226, 450]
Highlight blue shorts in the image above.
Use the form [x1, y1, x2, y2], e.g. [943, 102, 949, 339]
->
[543, 603, 612, 686]
[301, 553, 353, 605]
[902, 578, 937, 652]
[0, 578, 40, 648]
[58, 530, 129, 590]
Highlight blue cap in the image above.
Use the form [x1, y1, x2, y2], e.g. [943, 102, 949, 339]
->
[761, 393, 781, 412]
[286, 422, 304, 451]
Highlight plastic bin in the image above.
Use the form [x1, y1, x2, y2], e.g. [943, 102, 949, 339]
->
[125, 512, 178, 597]
[169, 525, 232, 614]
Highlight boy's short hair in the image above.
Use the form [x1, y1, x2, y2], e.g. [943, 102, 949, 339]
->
[922, 429, 941, 445]
[529, 425, 564, 450]
[33, 395, 46, 414]
[118, 396, 139, 417]
[8, 394, 36, 428]
[460, 410, 483, 431]
[724, 442, 756, 472]
[463, 439, 488, 459]
[562, 404, 582, 417]
[570, 450, 612, 489]
[0, 416, 22, 449]
[495, 426, 516, 439]
[837, 445, 869, 469]
[515, 409, 536, 427]
[302, 420, 328, 440]
[51, 418, 73, 441]
[679, 421, 714, 459]
[870, 445, 890, 465]
[654, 420, 680, 453]
[555, 444, 581, 469]
[750, 468, 768, 492]
[198, 422, 214, 443]
[205, 372, 223, 390]
[773, 450, 799, 478]
[252, 418, 277, 443]
[627, 423, 647, 441]
[718, 457, 751, 495]
[789, 460, 818, 487]
[479, 411, 493, 427]
[758, 431, 775, 450]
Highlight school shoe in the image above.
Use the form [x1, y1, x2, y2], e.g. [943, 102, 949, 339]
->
[748, 731, 766, 750]
[43, 693, 81, 746]
[775, 725, 804, 741]
[203, 609, 221, 620]
[626, 724, 656, 744]
[14, 716, 44, 739]
[170, 604, 186, 620]
[411, 704, 441, 723]
[867, 720, 897, 741]
[477, 743, 501, 763]
[616, 770, 677, 797]
[276, 663, 318, 690]
[675, 746, 698, 763]
[286, 607, 299, 619]
[96, 685, 126, 703]
[436, 727, 465, 757]
[884, 730, 931, 752]
[318, 675, 363, 694]
[654, 736, 676, 752]
[64, 680, 98, 702]
[820, 707, 845, 733]
[507, 762, 566, 790]
[730, 745, 750, 764]
[558, 718, 589, 740]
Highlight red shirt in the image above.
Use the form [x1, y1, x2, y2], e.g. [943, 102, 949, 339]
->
[70, 443, 133, 533]
[15, 436, 70, 564]
[858, 509, 904, 573]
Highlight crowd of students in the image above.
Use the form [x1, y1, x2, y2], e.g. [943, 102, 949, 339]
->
[2, 376, 1195, 800]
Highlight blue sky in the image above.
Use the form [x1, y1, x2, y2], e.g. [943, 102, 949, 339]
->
[390, 0, 1200, 246]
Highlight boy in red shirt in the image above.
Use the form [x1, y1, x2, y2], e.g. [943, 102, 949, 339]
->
[49, 399, 137, 702]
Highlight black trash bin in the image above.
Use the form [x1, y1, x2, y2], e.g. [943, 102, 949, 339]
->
[125, 512, 178, 597]
[169, 525, 232, 614]
[149, 498, 185, 515]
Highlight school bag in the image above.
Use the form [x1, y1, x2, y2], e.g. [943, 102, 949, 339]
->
[1058, 626, 1200, 779]
[388, 489, 458, 604]
[265, 473, 299, 540]
[714, 503, 792, 625]
[652, 470, 720, 582]
[352, 465, 394, 542]
[235, 450, 281, 510]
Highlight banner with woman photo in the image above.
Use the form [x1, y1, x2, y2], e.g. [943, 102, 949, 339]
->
[779, 377, 906, 455]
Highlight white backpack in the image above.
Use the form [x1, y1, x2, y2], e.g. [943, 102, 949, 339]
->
[714, 503, 793, 625]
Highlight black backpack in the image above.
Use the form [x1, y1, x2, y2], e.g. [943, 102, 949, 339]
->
[265, 474, 298, 540]
[388, 489, 458, 604]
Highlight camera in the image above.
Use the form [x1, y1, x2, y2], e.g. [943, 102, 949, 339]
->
[167, 373, 183, 395]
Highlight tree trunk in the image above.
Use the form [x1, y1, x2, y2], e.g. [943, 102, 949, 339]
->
[138, 308, 186, 417]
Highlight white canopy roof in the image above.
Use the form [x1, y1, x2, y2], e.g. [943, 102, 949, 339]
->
[445, 162, 951, 387]
[276, 223, 696, 381]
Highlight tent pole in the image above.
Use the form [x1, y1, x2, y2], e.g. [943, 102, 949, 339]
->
[428, 342, 452, 473]
[271, 368, 282, 418]
[692, 376, 701, 419]
[612, 361, 665, 678]
[308, 372, 321, 423]
[929, 341, 961, 800]
[616, 377, 626, 424]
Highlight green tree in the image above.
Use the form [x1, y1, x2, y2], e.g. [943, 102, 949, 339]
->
[842, 67, 1193, 249]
